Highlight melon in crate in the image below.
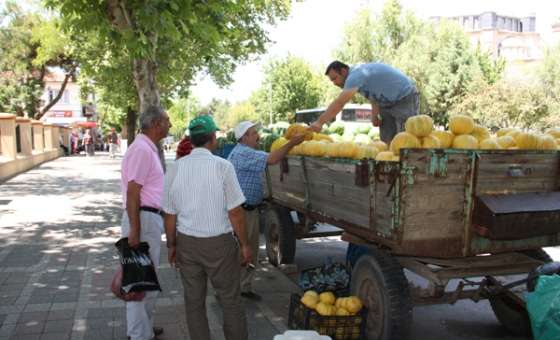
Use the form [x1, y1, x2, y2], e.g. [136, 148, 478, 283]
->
[470, 124, 491, 143]
[452, 134, 478, 149]
[449, 114, 475, 135]
[405, 114, 434, 137]
[421, 134, 441, 148]
[430, 130, 454, 148]
[479, 138, 501, 149]
[497, 135, 516, 149]
[514, 132, 540, 149]
[389, 132, 420, 154]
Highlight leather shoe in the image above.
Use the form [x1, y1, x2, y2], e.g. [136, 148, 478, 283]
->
[127, 327, 163, 340]
[153, 327, 164, 336]
[241, 291, 262, 301]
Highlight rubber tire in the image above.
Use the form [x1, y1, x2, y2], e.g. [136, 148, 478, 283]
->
[489, 249, 551, 336]
[489, 294, 531, 337]
[350, 248, 412, 340]
[265, 205, 296, 266]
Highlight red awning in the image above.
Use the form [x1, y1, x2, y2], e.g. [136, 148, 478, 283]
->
[75, 121, 97, 128]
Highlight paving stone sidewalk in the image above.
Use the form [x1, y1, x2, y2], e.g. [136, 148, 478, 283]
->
[0, 153, 300, 340]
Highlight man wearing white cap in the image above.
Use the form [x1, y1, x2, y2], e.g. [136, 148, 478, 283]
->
[227, 121, 304, 300]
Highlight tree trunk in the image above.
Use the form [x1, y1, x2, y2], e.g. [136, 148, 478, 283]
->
[34, 67, 75, 120]
[133, 59, 161, 113]
[126, 107, 137, 144]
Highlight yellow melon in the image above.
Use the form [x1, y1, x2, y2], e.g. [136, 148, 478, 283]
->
[376, 151, 395, 161]
[363, 145, 380, 159]
[301, 141, 327, 157]
[421, 135, 441, 148]
[319, 291, 336, 305]
[284, 123, 313, 140]
[514, 132, 540, 149]
[452, 134, 479, 149]
[506, 129, 522, 139]
[270, 137, 288, 152]
[545, 128, 560, 139]
[289, 144, 303, 155]
[538, 134, 557, 150]
[496, 135, 516, 149]
[405, 114, 434, 137]
[430, 130, 455, 148]
[337, 142, 358, 159]
[371, 140, 388, 152]
[470, 124, 491, 143]
[449, 115, 475, 135]
[301, 294, 318, 310]
[335, 307, 350, 316]
[312, 133, 333, 143]
[389, 132, 420, 154]
[316, 302, 336, 316]
[345, 296, 363, 314]
[326, 142, 340, 158]
[479, 138, 501, 149]
[497, 127, 516, 137]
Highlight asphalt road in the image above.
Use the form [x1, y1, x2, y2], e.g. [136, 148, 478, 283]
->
[281, 226, 560, 340]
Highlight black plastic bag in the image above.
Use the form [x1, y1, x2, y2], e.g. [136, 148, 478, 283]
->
[115, 238, 162, 293]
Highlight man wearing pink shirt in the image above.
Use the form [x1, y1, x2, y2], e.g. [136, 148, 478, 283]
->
[120, 105, 171, 340]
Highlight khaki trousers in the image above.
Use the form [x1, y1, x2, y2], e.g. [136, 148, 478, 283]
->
[240, 209, 260, 292]
[177, 232, 248, 340]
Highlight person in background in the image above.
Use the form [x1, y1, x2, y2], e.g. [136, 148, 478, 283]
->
[120, 105, 171, 340]
[108, 127, 120, 158]
[163, 115, 252, 340]
[83, 129, 95, 156]
[227, 121, 305, 301]
[175, 133, 193, 160]
[309, 60, 419, 143]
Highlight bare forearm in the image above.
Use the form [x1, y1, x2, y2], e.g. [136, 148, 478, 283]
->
[268, 139, 298, 165]
[229, 207, 248, 247]
[126, 191, 141, 235]
[163, 214, 177, 247]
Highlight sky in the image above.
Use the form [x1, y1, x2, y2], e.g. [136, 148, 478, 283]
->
[190, 0, 560, 105]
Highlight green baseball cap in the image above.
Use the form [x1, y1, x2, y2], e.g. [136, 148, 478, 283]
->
[188, 115, 219, 136]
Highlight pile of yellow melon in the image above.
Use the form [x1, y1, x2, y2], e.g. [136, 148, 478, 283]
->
[300, 291, 363, 316]
[278, 119, 559, 163]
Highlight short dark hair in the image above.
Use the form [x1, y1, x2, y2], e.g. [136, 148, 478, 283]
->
[325, 60, 349, 75]
[190, 132, 214, 147]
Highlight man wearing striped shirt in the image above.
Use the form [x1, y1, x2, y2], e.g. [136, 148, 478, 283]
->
[228, 121, 305, 301]
[162, 115, 252, 340]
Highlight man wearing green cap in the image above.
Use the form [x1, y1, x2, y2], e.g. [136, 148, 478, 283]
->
[162, 114, 252, 340]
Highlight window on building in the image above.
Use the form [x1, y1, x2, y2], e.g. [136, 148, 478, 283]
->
[63, 90, 70, 104]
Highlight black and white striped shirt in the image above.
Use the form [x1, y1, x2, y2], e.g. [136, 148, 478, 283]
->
[162, 148, 246, 237]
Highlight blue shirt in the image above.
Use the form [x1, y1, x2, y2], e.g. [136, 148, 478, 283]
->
[344, 63, 415, 107]
[227, 144, 268, 205]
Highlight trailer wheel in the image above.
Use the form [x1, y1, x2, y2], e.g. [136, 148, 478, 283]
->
[265, 205, 296, 266]
[350, 248, 412, 340]
[489, 293, 531, 336]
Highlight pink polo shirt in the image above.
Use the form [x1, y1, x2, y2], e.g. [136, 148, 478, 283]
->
[121, 134, 164, 209]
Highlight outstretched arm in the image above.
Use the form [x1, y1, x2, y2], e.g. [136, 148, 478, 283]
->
[309, 88, 357, 132]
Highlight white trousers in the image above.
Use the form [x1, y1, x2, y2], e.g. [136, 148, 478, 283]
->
[109, 143, 118, 157]
[121, 211, 163, 340]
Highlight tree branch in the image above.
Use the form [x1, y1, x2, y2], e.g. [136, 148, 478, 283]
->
[34, 66, 76, 120]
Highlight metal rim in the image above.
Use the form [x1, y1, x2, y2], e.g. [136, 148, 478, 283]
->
[357, 276, 385, 338]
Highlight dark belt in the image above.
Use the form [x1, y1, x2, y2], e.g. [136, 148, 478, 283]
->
[139, 206, 164, 217]
[241, 203, 262, 211]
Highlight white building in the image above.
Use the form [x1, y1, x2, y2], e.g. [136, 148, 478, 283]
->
[40, 70, 96, 127]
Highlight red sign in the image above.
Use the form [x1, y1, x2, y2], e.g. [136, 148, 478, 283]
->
[49, 111, 73, 117]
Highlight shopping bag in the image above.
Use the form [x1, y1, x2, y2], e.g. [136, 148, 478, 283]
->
[110, 266, 146, 301]
[115, 237, 162, 293]
[526, 274, 560, 340]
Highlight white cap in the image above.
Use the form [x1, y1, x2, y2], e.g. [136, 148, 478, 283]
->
[234, 121, 259, 140]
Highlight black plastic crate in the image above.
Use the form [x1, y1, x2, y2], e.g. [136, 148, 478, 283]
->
[288, 293, 367, 340]
[299, 262, 350, 296]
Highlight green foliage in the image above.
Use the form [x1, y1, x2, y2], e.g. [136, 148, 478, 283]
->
[540, 43, 560, 100]
[331, 0, 505, 127]
[226, 101, 259, 128]
[168, 97, 202, 139]
[251, 55, 323, 122]
[452, 81, 556, 131]
[45, 0, 292, 117]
